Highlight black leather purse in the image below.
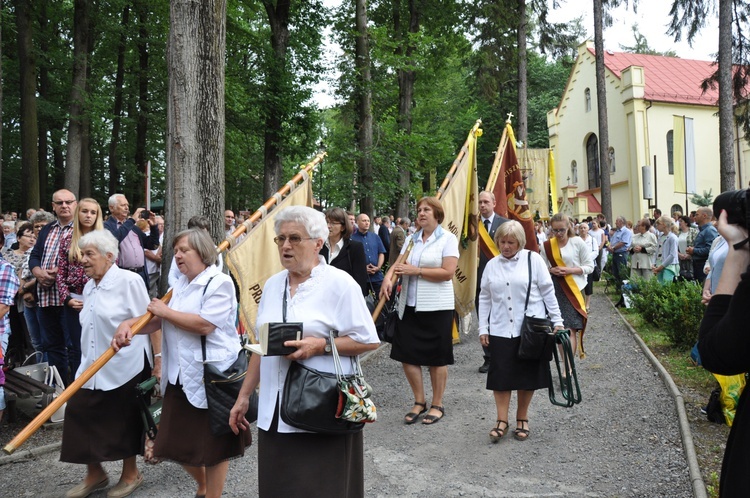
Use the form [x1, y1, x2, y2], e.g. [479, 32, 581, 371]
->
[517, 252, 555, 361]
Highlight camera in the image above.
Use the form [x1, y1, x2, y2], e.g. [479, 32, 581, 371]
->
[713, 188, 750, 228]
[139, 209, 152, 220]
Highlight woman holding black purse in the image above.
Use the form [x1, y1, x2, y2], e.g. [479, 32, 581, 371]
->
[478, 221, 563, 443]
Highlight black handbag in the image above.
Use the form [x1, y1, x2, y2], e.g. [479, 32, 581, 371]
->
[517, 252, 555, 361]
[379, 279, 400, 344]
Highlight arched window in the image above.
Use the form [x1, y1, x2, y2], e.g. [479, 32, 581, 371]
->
[586, 134, 600, 189]
[667, 130, 674, 175]
[609, 147, 616, 173]
[571, 160, 578, 184]
[671, 204, 683, 217]
[585, 88, 592, 112]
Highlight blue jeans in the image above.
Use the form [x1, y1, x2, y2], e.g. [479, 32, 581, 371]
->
[23, 305, 46, 362]
[38, 306, 69, 383]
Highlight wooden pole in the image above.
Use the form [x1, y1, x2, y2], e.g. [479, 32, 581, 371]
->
[371, 120, 480, 322]
[3, 151, 327, 455]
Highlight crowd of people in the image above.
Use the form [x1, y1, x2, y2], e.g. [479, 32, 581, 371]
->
[1, 186, 746, 497]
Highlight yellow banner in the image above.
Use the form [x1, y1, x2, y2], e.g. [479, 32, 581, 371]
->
[225, 171, 313, 335]
[674, 115, 686, 193]
[518, 148, 551, 220]
[549, 149, 558, 215]
[440, 128, 480, 317]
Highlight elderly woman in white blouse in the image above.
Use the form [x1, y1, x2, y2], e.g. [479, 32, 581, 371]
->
[479, 221, 563, 443]
[61, 230, 152, 498]
[114, 228, 251, 498]
[229, 206, 379, 498]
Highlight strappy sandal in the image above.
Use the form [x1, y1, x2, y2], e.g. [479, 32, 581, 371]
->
[514, 419, 530, 441]
[421, 405, 445, 425]
[404, 401, 427, 425]
[489, 420, 508, 443]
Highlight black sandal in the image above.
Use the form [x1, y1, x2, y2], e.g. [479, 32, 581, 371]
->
[489, 420, 508, 443]
[514, 419, 530, 441]
[404, 401, 427, 424]
[421, 405, 445, 425]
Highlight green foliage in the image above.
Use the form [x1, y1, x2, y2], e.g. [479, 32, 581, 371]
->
[625, 277, 705, 349]
[619, 24, 678, 57]
[691, 189, 714, 207]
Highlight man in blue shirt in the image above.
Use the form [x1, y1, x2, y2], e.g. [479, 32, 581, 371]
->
[686, 207, 719, 284]
[608, 215, 632, 291]
[351, 213, 386, 296]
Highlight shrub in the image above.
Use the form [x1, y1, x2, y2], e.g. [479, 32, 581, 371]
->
[625, 277, 704, 349]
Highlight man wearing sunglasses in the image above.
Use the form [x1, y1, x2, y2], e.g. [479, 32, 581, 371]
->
[28, 189, 78, 383]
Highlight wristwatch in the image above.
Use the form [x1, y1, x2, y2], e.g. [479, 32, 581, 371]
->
[324, 337, 332, 355]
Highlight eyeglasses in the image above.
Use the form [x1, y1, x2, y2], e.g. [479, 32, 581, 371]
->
[52, 200, 76, 206]
[326, 221, 342, 226]
[551, 228, 568, 234]
[273, 235, 313, 247]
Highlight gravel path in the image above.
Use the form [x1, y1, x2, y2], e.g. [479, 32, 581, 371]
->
[0, 290, 696, 497]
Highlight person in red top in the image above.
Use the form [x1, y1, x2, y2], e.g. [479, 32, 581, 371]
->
[56, 198, 103, 383]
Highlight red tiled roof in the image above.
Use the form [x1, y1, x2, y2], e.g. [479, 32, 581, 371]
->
[562, 192, 602, 214]
[587, 48, 718, 106]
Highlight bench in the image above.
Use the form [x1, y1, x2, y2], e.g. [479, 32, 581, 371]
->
[3, 369, 56, 423]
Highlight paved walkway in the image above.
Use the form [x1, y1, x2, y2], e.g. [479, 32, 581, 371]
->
[0, 290, 700, 497]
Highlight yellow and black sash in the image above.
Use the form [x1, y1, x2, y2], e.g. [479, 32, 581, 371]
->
[544, 238, 588, 358]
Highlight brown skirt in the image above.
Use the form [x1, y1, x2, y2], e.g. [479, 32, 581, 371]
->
[258, 402, 364, 497]
[153, 383, 252, 467]
[60, 364, 151, 464]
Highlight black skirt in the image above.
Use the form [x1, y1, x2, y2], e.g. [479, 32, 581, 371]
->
[60, 364, 151, 464]
[153, 383, 252, 467]
[258, 402, 364, 498]
[390, 306, 454, 366]
[552, 277, 585, 330]
[486, 335, 550, 392]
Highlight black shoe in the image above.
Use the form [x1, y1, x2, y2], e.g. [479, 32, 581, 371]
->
[478, 359, 491, 373]
[615, 299, 625, 308]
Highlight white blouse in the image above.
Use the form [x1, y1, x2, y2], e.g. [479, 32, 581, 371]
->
[255, 259, 380, 433]
[478, 250, 563, 338]
[540, 236, 595, 291]
[78, 265, 152, 390]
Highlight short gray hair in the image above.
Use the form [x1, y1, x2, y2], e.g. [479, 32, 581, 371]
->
[173, 228, 217, 267]
[30, 211, 55, 225]
[274, 206, 328, 241]
[108, 193, 125, 209]
[78, 230, 119, 261]
[400, 217, 411, 227]
[2, 221, 15, 231]
[494, 220, 526, 249]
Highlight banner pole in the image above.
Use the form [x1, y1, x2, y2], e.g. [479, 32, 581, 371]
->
[3, 151, 327, 455]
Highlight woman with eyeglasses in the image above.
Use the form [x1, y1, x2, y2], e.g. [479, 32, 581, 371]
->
[113, 229, 251, 498]
[630, 219, 658, 281]
[1, 222, 35, 362]
[319, 207, 368, 297]
[228, 206, 379, 497]
[540, 213, 595, 358]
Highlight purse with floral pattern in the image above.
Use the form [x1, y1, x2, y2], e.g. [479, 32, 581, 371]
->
[331, 331, 377, 424]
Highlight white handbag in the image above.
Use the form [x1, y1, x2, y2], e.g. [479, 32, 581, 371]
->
[44, 365, 67, 423]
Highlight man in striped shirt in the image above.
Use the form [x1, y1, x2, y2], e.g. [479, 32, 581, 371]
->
[29, 189, 77, 383]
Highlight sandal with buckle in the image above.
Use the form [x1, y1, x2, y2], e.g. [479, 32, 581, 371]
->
[489, 420, 508, 443]
[421, 405, 445, 425]
[404, 401, 427, 424]
[514, 419, 530, 441]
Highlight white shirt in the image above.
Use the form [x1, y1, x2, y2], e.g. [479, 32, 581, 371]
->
[580, 235, 599, 266]
[324, 237, 344, 263]
[255, 260, 379, 433]
[590, 228, 604, 249]
[402, 229, 460, 306]
[168, 252, 224, 288]
[162, 265, 240, 408]
[540, 236, 595, 291]
[78, 265, 152, 390]
[478, 250, 563, 338]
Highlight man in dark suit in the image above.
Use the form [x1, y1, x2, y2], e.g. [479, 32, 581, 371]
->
[388, 217, 410, 267]
[477, 191, 509, 373]
[377, 216, 391, 255]
[104, 194, 160, 289]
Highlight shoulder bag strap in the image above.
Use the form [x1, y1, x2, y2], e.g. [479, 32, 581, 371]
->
[524, 251, 532, 313]
[200, 275, 218, 362]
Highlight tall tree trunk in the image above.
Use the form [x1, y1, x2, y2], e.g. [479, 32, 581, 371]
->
[16, 0, 40, 210]
[516, 0, 528, 145]
[593, 0, 611, 222]
[134, 0, 149, 207]
[355, 0, 374, 217]
[394, 0, 420, 219]
[65, 0, 90, 196]
[261, 0, 291, 200]
[718, 0, 734, 191]
[80, 119, 91, 198]
[165, 0, 226, 292]
[108, 5, 129, 197]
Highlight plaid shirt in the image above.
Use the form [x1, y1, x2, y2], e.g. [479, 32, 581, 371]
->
[36, 221, 72, 307]
[0, 258, 20, 351]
